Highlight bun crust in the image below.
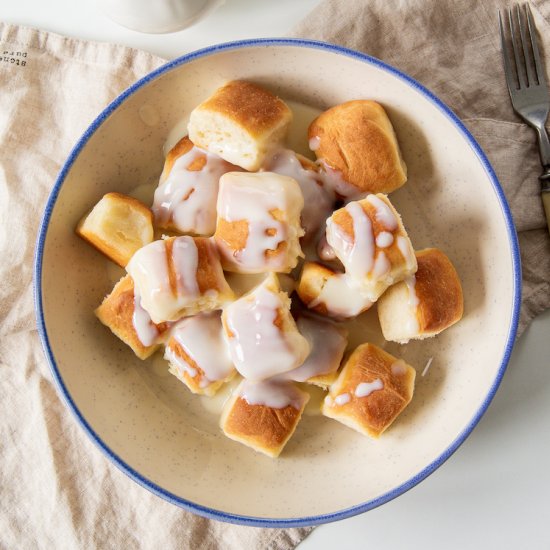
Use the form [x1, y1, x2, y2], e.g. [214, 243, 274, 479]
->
[214, 172, 304, 274]
[322, 343, 415, 438]
[126, 236, 234, 324]
[309, 100, 406, 194]
[188, 80, 292, 171]
[325, 194, 417, 302]
[378, 248, 463, 343]
[220, 380, 309, 457]
[95, 275, 167, 360]
[76, 192, 153, 267]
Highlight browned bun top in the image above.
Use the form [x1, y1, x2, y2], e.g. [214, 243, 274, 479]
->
[197, 80, 291, 138]
[337, 343, 415, 435]
[308, 100, 406, 194]
[414, 248, 464, 333]
[224, 396, 303, 449]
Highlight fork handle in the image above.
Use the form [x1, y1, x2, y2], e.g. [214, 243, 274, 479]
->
[542, 189, 550, 236]
[535, 126, 550, 170]
[540, 166, 550, 190]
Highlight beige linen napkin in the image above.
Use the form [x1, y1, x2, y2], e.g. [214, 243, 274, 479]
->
[291, 0, 550, 334]
[0, 23, 311, 550]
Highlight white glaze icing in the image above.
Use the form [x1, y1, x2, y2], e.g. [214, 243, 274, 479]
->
[355, 378, 384, 398]
[263, 149, 334, 238]
[165, 346, 198, 379]
[327, 201, 375, 281]
[132, 283, 159, 346]
[167, 312, 234, 385]
[404, 275, 420, 334]
[153, 145, 234, 235]
[283, 316, 347, 382]
[376, 231, 394, 248]
[372, 251, 391, 278]
[238, 379, 308, 410]
[366, 194, 398, 231]
[397, 235, 416, 270]
[216, 172, 304, 273]
[317, 234, 337, 261]
[308, 135, 321, 151]
[334, 392, 351, 406]
[223, 277, 309, 380]
[126, 236, 200, 324]
[308, 273, 373, 318]
[318, 160, 363, 198]
[171, 236, 199, 297]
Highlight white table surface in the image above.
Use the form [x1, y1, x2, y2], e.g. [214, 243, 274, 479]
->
[4, 1, 550, 548]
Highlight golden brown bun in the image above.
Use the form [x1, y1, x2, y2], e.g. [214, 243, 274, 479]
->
[309, 100, 407, 194]
[220, 379, 309, 457]
[214, 172, 304, 274]
[95, 275, 167, 360]
[164, 312, 236, 397]
[188, 80, 292, 171]
[322, 343, 415, 437]
[326, 194, 417, 302]
[378, 248, 464, 343]
[221, 274, 310, 381]
[76, 192, 153, 267]
[296, 262, 373, 319]
[126, 236, 235, 324]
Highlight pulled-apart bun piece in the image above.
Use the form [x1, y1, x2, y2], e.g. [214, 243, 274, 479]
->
[188, 80, 292, 171]
[214, 171, 304, 274]
[377, 248, 464, 343]
[126, 236, 234, 324]
[309, 100, 407, 196]
[164, 311, 236, 396]
[95, 275, 168, 360]
[222, 274, 310, 381]
[77, 192, 153, 267]
[325, 194, 417, 302]
[220, 378, 309, 457]
[322, 343, 415, 438]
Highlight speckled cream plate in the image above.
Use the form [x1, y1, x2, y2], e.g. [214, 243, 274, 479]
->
[34, 39, 521, 527]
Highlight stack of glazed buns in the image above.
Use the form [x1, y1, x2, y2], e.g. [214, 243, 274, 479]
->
[76, 80, 463, 458]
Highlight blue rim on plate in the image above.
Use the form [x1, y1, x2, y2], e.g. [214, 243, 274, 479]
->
[33, 38, 522, 528]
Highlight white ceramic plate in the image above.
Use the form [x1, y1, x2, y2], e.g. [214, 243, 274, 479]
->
[34, 39, 521, 527]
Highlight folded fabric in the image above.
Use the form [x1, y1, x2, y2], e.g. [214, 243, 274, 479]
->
[290, 0, 550, 334]
[0, 22, 311, 550]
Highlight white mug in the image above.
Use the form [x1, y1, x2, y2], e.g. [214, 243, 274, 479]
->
[99, 0, 225, 34]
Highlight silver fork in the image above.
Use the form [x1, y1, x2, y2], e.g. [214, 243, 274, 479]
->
[499, 3, 550, 230]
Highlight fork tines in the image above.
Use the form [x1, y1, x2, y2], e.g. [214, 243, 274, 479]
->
[499, 4, 547, 90]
